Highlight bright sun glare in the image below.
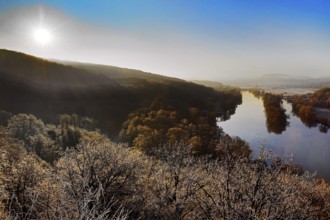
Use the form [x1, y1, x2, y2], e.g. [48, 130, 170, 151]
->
[33, 28, 52, 45]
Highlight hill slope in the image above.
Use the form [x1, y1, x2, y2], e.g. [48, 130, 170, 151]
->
[0, 49, 240, 136]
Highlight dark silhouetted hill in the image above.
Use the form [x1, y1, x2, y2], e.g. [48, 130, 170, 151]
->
[0, 49, 240, 136]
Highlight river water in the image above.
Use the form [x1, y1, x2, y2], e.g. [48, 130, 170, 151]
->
[218, 91, 330, 180]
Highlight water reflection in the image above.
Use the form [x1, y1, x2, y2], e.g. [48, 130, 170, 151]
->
[219, 92, 330, 180]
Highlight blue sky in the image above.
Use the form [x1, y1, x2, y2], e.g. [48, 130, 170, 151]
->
[2, 0, 329, 32]
[0, 0, 329, 79]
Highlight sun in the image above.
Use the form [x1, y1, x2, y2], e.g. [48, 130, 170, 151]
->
[33, 28, 52, 45]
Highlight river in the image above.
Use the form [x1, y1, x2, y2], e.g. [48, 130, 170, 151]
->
[218, 91, 330, 180]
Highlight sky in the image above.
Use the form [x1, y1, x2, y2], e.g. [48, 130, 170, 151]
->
[0, 0, 330, 80]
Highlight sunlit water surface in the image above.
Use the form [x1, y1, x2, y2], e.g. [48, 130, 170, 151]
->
[219, 92, 330, 180]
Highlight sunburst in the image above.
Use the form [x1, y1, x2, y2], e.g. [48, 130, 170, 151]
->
[33, 27, 52, 45]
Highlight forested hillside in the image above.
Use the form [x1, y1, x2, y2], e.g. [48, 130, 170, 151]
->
[0, 49, 241, 138]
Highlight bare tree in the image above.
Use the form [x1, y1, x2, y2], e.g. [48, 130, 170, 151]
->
[140, 142, 209, 219]
[55, 141, 141, 219]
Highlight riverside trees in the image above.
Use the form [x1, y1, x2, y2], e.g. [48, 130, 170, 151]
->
[262, 93, 289, 134]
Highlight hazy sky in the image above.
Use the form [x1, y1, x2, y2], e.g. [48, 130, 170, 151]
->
[0, 0, 329, 80]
